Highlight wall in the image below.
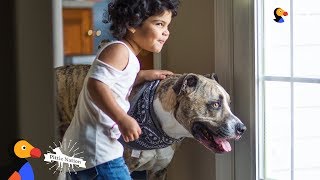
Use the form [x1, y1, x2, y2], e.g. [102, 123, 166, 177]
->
[163, 0, 216, 179]
[163, 0, 215, 74]
[93, 0, 113, 53]
[0, 1, 18, 174]
[1, 1, 55, 179]
[16, 0, 56, 179]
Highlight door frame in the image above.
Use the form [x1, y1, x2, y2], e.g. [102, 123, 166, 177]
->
[214, 0, 257, 180]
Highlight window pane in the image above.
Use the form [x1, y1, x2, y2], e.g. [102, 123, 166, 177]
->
[293, 1, 320, 45]
[264, 1, 291, 76]
[293, 1, 320, 78]
[293, 45, 320, 78]
[294, 83, 320, 179]
[264, 82, 291, 180]
[265, 46, 291, 77]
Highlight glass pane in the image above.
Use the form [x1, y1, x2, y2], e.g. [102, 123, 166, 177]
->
[264, 81, 291, 180]
[293, 45, 320, 78]
[265, 46, 291, 77]
[293, 0, 320, 45]
[264, 0, 291, 76]
[294, 83, 320, 180]
[293, 0, 320, 78]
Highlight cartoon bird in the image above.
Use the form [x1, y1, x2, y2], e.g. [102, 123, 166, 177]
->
[7, 140, 42, 180]
[274, 8, 288, 23]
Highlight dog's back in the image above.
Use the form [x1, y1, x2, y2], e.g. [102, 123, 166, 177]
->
[55, 64, 90, 140]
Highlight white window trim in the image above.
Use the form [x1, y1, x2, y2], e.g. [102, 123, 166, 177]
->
[214, 0, 257, 180]
[256, 0, 320, 178]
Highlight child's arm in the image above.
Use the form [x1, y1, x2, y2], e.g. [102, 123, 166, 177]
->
[87, 43, 141, 142]
[133, 69, 174, 86]
[87, 78, 141, 142]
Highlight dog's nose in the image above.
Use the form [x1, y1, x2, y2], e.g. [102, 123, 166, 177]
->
[236, 123, 246, 135]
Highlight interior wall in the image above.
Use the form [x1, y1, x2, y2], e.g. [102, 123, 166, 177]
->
[163, 0, 216, 179]
[0, 0, 18, 173]
[163, 0, 215, 74]
[16, 0, 55, 179]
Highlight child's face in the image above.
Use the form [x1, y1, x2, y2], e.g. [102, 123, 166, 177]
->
[130, 10, 172, 53]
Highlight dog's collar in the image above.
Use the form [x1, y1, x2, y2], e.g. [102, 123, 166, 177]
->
[119, 80, 183, 150]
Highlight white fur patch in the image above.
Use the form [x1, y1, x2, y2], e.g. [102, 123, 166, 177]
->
[153, 98, 193, 138]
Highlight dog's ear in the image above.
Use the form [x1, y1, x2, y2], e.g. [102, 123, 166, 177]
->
[172, 74, 199, 96]
[204, 73, 219, 83]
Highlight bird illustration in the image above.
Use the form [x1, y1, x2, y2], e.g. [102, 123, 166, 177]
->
[6, 140, 42, 180]
[274, 8, 288, 23]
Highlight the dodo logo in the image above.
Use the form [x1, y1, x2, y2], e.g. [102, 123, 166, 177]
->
[274, 7, 288, 23]
[7, 139, 42, 180]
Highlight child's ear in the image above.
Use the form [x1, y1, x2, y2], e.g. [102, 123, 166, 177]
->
[128, 27, 136, 34]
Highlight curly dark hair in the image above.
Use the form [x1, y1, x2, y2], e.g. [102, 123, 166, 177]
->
[104, 0, 180, 40]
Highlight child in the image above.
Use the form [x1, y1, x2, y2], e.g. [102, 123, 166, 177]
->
[62, 0, 180, 179]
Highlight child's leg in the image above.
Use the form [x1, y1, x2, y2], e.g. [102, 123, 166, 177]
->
[67, 157, 131, 180]
[66, 166, 98, 180]
[95, 157, 131, 180]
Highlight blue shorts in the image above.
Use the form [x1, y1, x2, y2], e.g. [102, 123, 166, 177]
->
[66, 157, 131, 180]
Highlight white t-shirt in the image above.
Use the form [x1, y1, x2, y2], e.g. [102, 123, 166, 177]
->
[62, 41, 140, 170]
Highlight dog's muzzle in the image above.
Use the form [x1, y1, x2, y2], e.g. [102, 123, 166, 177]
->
[191, 121, 246, 153]
[235, 123, 246, 136]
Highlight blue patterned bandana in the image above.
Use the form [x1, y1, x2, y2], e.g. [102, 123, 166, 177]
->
[119, 80, 183, 150]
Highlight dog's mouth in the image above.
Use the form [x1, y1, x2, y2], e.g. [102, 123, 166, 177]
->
[191, 122, 232, 153]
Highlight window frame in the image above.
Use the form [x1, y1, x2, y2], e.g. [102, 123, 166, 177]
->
[214, 0, 257, 180]
[256, 0, 320, 179]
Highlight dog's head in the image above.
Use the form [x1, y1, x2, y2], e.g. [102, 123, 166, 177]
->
[169, 73, 246, 153]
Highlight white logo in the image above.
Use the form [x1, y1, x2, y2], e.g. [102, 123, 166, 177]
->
[44, 140, 86, 174]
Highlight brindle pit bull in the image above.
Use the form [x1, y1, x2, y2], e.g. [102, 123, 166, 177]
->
[55, 64, 246, 180]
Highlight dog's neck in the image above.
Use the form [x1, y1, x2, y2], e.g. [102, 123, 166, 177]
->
[153, 98, 193, 139]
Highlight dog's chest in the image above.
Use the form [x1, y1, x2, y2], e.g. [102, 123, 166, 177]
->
[120, 80, 182, 150]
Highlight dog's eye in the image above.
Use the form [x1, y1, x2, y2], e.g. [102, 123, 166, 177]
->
[208, 101, 221, 110]
[212, 102, 220, 108]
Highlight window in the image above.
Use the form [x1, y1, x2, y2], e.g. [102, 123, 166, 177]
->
[257, 0, 320, 180]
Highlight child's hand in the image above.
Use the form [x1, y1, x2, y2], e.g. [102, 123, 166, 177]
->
[140, 70, 174, 81]
[117, 115, 142, 142]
